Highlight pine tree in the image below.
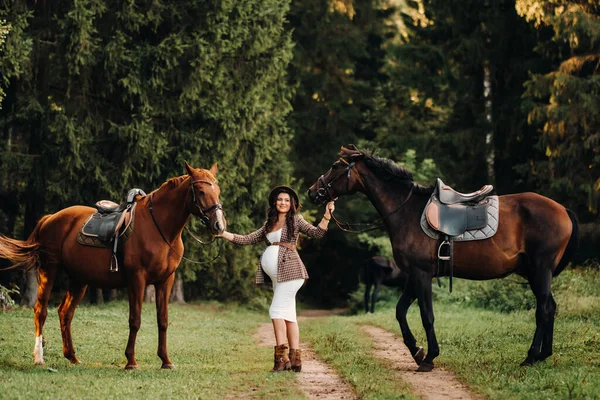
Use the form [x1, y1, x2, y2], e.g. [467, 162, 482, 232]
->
[397, 0, 542, 195]
[517, 0, 600, 221]
[0, 0, 296, 301]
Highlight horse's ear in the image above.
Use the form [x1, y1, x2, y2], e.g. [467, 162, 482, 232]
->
[209, 163, 218, 176]
[184, 161, 194, 175]
[340, 144, 358, 157]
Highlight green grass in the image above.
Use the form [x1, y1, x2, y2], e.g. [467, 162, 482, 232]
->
[1, 267, 597, 399]
[302, 317, 417, 400]
[0, 301, 305, 399]
[326, 266, 600, 400]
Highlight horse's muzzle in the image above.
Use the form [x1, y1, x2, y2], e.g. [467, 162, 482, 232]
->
[307, 187, 328, 205]
[212, 210, 226, 235]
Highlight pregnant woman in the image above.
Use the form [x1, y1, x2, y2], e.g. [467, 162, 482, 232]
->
[219, 185, 334, 372]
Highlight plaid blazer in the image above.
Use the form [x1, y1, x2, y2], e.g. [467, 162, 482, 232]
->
[231, 214, 327, 284]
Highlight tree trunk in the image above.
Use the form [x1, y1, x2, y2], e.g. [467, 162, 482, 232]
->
[483, 59, 495, 184]
[170, 275, 185, 304]
[20, 94, 48, 308]
[96, 288, 104, 304]
[20, 269, 38, 307]
[110, 289, 118, 301]
[144, 285, 155, 303]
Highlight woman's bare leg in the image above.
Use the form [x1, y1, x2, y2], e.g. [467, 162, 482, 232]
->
[285, 320, 299, 349]
[272, 318, 287, 345]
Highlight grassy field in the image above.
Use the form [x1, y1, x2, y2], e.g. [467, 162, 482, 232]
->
[301, 266, 600, 400]
[0, 266, 598, 399]
[0, 302, 306, 399]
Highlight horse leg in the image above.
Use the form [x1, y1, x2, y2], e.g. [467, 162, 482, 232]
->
[364, 281, 372, 313]
[33, 267, 58, 365]
[395, 280, 423, 365]
[57, 283, 88, 364]
[124, 274, 145, 370]
[414, 269, 439, 372]
[544, 294, 557, 359]
[539, 294, 556, 361]
[371, 281, 381, 313]
[155, 273, 175, 369]
[522, 267, 553, 366]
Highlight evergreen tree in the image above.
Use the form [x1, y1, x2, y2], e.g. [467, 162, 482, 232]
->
[517, 0, 599, 221]
[287, 0, 401, 305]
[0, 0, 296, 302]
[398, 0, 542, 195]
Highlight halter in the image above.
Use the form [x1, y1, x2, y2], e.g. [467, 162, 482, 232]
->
[188, 179, 224, 226]
[148, 177, 224, 264]
[315, 158, 355, 203]
[315, 157, 415, 233]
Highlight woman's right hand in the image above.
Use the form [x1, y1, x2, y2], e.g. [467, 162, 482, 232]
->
[324, 201, 335, 218]
[218, 231, 234, 241]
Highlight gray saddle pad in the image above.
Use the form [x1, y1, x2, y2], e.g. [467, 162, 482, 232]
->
[420, 195, 499, 241]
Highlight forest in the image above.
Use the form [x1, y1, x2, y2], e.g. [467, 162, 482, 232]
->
[0, 0, 598, 307]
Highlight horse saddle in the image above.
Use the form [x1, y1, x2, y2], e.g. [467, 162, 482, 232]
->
[80, 189, 146, 242]
[422, 179, 496, 293]
[425, 179, 494, 237]
[77, 189, 146, 272]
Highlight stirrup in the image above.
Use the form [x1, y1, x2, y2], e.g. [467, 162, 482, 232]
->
[437, 240, 451, 261]
[109, 253, 119, 272]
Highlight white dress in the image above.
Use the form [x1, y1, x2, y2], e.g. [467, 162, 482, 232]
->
[261, 229, 304, 322]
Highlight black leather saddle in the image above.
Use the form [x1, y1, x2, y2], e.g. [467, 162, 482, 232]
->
[78, 188, 146, 271]
[426, 179, 494, 236]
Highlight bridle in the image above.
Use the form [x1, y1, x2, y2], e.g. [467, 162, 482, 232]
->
[315, 158, 356, 203]
[315, 157, 415, 233]
[187, 178, 224, 226]
[149, 177, 224, 264]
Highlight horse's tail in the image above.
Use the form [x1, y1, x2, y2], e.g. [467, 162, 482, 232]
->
[553, 209, 579, 277]
[0, 215, 49, 271]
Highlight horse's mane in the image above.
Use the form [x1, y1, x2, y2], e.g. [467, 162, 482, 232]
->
[151, 169, 217, 195]
[352, 148, 435, 195]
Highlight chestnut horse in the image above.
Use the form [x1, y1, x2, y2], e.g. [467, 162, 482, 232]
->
[0, 162, 226, 369]
[308, 145, 578, 372]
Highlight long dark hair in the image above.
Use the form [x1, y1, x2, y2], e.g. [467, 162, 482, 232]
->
[265, 190, 298, 233]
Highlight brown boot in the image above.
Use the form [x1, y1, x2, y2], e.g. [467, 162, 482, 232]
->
[289, 348, 302, 372]
[272, 344, 291, 372]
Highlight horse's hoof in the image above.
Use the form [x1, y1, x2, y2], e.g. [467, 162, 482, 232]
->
[520, 359, 534, 367]
[416, 362, 434, 372]
[412, 347, 425, 366]
[68, 357, 81, 364]
[34, 360, 45, 366]
[125, 364, 139, 370]
[161, 363, 175, 369]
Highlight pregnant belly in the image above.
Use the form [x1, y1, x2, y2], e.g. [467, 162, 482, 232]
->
[261, 245, 280, 278]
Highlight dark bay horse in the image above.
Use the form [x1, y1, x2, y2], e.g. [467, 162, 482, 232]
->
[0, 162, 225, 369]
[364, 256, 408, 313]
[308, 145, 578, 372]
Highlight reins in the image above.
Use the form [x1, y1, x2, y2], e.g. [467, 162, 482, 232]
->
[148, 188, 223, 265]
[330, 185, 415, 233]
[318, 157, 416, 234]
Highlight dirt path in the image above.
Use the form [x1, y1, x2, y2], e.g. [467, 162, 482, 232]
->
[362, 325, 483, 400]
[255, 311, 481, 400]
[255, 322, 357, 400]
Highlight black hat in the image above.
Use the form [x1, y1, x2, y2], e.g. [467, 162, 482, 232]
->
[269, 185, 300, 209]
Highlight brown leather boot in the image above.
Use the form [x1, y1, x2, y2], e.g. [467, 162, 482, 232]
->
[272, 344, 291, 372]
[289, 348, 302, 372]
